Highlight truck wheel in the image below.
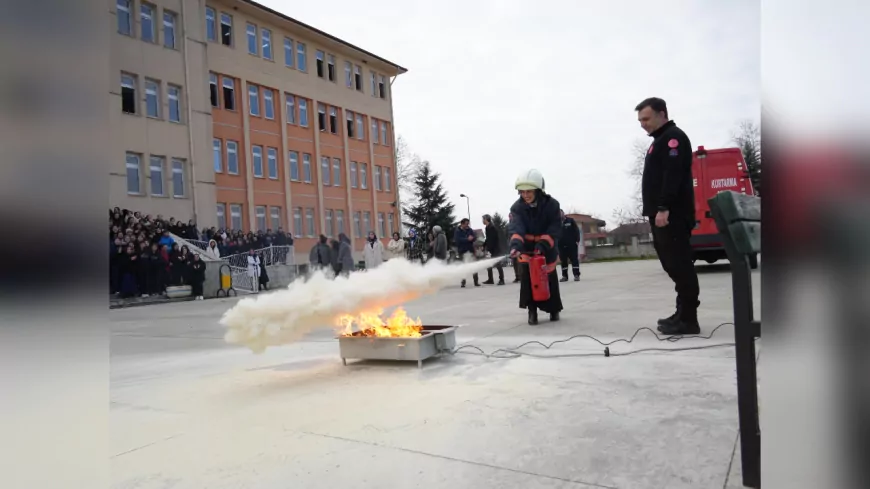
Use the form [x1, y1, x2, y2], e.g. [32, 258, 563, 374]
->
[749, 254, 759, 269]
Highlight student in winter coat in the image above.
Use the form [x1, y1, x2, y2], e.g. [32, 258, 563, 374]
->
[387, 232, 406, 260]
[432, 226, 448, 261]
[336, 233, 355, 275]
[257, 253, 269, 290]
[309, 235, 333, 271]
[405, 228, 425, 262]
[363, 232, 385, 269]
[189, 254, 206, 300]
[204, 239, 221, 260]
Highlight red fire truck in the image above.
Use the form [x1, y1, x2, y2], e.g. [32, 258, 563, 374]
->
[690, 146, 759, 268]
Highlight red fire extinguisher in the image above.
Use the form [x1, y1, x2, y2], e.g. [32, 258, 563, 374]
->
[528, 253, 551, 302]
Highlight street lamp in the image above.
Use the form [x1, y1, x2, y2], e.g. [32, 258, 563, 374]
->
[459, 194, 471, 220]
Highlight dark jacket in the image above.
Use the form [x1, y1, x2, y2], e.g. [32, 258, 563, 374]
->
[309, 243, 333, 267]
[433, 231, 448, 260]
[454, 226, 476, 255]
[484, 223, 503, 256]
[560, 217, 581, 248]
[508, 192, 562, 267]
[641, 120, 695, 224]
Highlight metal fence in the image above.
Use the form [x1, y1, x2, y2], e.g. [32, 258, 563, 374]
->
[221, 245, 295, 293]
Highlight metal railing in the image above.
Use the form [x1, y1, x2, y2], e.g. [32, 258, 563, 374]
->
[221, 245, 296, 293]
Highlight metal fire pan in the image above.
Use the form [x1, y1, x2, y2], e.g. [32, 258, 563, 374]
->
[337, 325, 457, 369]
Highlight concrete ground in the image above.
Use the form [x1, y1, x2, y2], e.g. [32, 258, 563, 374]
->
[111, 259, 761, 489]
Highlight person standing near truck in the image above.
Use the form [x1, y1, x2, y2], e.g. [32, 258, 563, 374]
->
[635, 97, 700, 335]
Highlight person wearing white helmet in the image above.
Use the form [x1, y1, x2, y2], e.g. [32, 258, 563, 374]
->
[507, 169, 564, 325]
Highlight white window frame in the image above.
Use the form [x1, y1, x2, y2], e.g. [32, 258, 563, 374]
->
[252, 145, 264, 177]
[296, 42, 307, 72]
[205, 7, 216, 42]
[285, 94, 296, 124]
[267, 147, 278, 179]
[350, 161, 358, 188]
[248, 84, 260, 116]
[354, 212, 361, 238]
[230, 204, 242, 230]
[149, 156, 165, 196]
[220, 12, 233, 47]
[355, 114, 364, 140]
[270, 206, 281, 231]
[325, 210, 333, 237]
[380, 122, 388, 145]
[213, 138, 222, 173]
[303, 153, 312, 183]
[246, 23, 258, 55]
[378, 75, 387, 99]
[226, 140, 239, 174]
[374, 165, 382, 191]
[117, 0, 132, 36]
[332, 158, 341, 187]
[315, 50, 325, 78]
[384, 167, 392, 192]
[371, 118, 379, 144]
[261, 28, 273, 60]
[167, 85, 181, 123]
[263, 88, 274, 119]
[305, 208, 315, 237]
[284, 37, 294, 67]
[344, 61, 352, 88]
[222, 77, 235, 110]
[378, 212, 386, 237]
[346, 110, 355, 138]
[388, 213, 394, 234]
[140, 2, 156, 43]
[327, 54, 336, 82]
[171, 158, 185, 197]
[354, 65, 362, 91]
[370, 72, 376, 96]
[299, 98, 308, 127]
[293, 207, 303, 237]
[289, 151, 299, 181]
[121, 73, 137, 114]
[126, 152, 141, 194]
[145, 79, 160, 118]
[163, 10, 177, 49]
[216, 203, 226, 229]
[209, 72, 219, 108]
[363, 211, 371, 235]
[256, 206, 267, 231]
[336, 210, 345, 235]
[360, 163, 368, 189]
[329, 106, 337, 134]
[321, 156, 331, 186]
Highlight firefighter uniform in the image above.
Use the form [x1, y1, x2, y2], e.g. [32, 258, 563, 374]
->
[508, 169, 563, 325]
[559, 213, 581, 281]
[641, 119, 701, 333]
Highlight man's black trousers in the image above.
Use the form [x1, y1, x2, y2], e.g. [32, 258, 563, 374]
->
[487, 259, 504, 282]
[650, 220, 700, 320]
[559, 244, 580, 278]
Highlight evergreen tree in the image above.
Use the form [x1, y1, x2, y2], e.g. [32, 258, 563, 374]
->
[490, 212, 508, 247]
[402, 161, 456, 240]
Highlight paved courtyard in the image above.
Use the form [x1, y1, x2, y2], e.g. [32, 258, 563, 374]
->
[111, 259, 761, 489]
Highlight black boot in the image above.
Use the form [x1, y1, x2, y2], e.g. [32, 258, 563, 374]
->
[574, 275, 580, 282]
[461, 279, 466, 288]
[560, 275, 569, 282]
[658, 318, 700, 335]
[528, 307, 538, 325]
[657, 309, 680, 329]
[549, 311, 560, 322]
[482, 279, 495, 285]
[497, 279, 505, 285]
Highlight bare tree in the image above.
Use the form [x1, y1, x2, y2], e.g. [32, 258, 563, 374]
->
[731, 120, 762, 196]
[395, 135, 421, 204]
[612, 139, 648, 225]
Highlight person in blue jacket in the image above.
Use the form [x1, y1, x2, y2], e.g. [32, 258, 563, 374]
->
[454, 218, 480, 288]
[508, 169, 563, 325]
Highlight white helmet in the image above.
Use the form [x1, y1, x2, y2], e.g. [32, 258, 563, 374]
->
[515, 169, 545, 191]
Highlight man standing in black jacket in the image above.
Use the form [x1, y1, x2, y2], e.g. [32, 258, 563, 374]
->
[481, 214, 505, 285]
[558, 210, 581, 282]
[636, 97, 701, 335]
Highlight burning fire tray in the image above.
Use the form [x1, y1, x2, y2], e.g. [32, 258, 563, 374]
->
[337, 325, 457, 369]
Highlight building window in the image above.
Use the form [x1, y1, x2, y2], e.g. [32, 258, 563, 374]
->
[222, 77, 235, 110]
[209, 73, 219, 108]
[317, 103, 326, 131]
[263, 89, 274, 119]
[216, 203, 226, 229]
[380, 122, 388, 145]
[298, 99, 308, 126]
[336, 210, 345, 235]
[226, 140, 239, 174]
[371, 118, 378, 144]
[378, 212, 386, 237]
[285, 94, 296, 124]
[354, 212, 361, 238]
[117, 0, 132, 35]
[325, 210, 333, 237]
[126, 153, 141, 194]
[384, 167, 392, 192]
[246, 23, 258, 55]
[230, 204, 242, 230]
[293, 207, 303, 237]
[213, 138, 222, 173]
[149, 156, 165, 196]
[378, 75, 387, 99]
[270, 207, 281, 230]
[256, 206, 266, 231]
[355, 114, 364, 140]
[350, 161, 358, 188]
[289, 151, 299, 181]
[329, 107, 337, 134]
[346, 110, 355, 138]
[360, 163, 368, 189]
[252, 145, 263, 177]
[205, 7, 216, 42]
[145, 79, 160, 118]
[267, 147, 278, 179]
[140, 3, 155, 42]
[315, 50, 324, 78]
[261, 29, 272, 60]
[370, 72, 376, 96]
[220, 13, 232, 46]
[163, 11, 177, 49]
[302, 153, 312, 182]
[344, 61, 352, 88]
[354, 65, 363, 91]
[332, 158, 341, 187]
[388, 213, 394, 234]
[296, 42, 307, 71]
[172, 158, 185, 197]
[248, 85, 259, 116]
[167, 85, 181, 123]
[363, 212, 371, 235]
[321, 156, 330, 186]
[283, 38, 294, 67]
[121, 73, 137, 114]
[305, 208, 315, 237]
[374, 166, 382, 191]
[327, 54, 336, 82]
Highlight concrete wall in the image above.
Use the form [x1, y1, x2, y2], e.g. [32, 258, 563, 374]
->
[584, 237, 657, 261]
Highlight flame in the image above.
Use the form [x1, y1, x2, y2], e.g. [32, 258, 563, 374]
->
[336, 307, 423, 337]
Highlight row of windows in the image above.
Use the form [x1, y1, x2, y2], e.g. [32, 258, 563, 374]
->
[121, 73, 183, 122]
[204, 5, 389, 101]
[126, 152, 187, 198]
[215, 202, 396, 239]
[116, 0, 178, 49]
[208, 73, 392, 146]
[211, 138, 393, 191]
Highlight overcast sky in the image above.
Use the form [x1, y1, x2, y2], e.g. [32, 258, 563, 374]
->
[263, 0, 760, 228]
